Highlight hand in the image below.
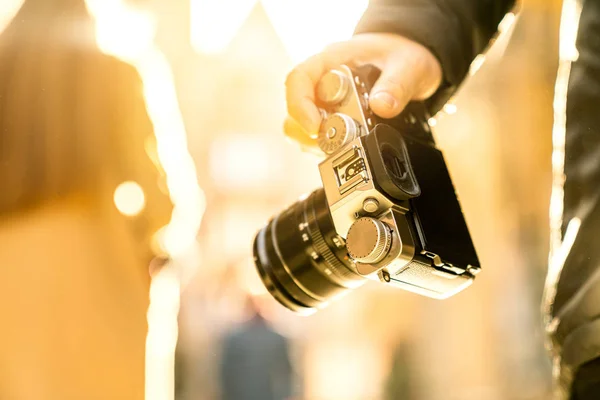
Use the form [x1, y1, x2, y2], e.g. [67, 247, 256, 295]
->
[284, 33, 442, 147]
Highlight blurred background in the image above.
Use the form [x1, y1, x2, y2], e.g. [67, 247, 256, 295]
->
[0, 0, 560, 399]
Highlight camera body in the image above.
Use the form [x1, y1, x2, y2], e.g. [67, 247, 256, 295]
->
[252, 64, 480, 315]
[315, 64, 479, 299]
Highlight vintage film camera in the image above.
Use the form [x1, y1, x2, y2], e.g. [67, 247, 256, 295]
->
[253, 64, 480, 315]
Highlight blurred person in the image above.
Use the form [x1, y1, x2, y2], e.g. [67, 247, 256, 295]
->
[219, 294, 294, 400]
[383, 341, 415, 400]
[284, 0, 600, 399]
[0, 0, 171, 398]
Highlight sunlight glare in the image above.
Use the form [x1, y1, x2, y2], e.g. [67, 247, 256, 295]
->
[190, 0, 369, 62]
[190, 0, 258, 53]
[262, 0, 368, 62]
[86, 1, 205, 400]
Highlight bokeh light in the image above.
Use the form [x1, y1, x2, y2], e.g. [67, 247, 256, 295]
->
[113, 181, 146, 217]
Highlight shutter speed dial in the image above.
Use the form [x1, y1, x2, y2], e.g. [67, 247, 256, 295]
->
[318, 113, 360, 155]
[316, 70, 350, 105]
[346, 217, 392, 264]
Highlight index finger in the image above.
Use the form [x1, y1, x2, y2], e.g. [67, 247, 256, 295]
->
[285, 42, 359, 134]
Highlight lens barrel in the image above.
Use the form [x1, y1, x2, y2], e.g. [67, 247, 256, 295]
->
[253, 189, 365, 314]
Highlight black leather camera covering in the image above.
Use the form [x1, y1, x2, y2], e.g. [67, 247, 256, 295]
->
[365, 124, 421, 200]
[355, 64, 480, 270]
[401, 129, 479, 269]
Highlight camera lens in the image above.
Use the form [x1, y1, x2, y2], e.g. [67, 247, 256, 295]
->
[253, 189, 366, 314]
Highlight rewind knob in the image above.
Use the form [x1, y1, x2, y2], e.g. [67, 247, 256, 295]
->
[346, 217, 392, 264]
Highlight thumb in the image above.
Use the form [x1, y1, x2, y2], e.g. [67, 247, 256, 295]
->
[369, 55, 440, 119]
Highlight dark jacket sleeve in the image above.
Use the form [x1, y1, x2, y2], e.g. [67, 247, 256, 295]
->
[355, 0, 517, 113]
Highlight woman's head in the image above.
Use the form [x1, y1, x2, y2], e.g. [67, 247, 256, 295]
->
[0, 0, 171, 254]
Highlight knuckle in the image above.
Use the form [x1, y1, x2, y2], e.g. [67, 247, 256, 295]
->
[322, 42, 346, 55]
[411, 53, 433, 78]
[382, 75, 410, 98]
[284, 68, 300, 88]
[283, 125, 294, 138]
[286, 104, 301, 122]
[283, 116, 295, 130]
[285, 55, 321, 86]
[286, 96, 304, 114]
[283, 116, 305, 137]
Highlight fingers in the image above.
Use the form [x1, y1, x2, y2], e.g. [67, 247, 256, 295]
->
[285, 64, 322, 135]
[285, 42, 360, 136]
[369, 44, 442, 119]
[283, 116, 325, 155]
[283, 116, 316, 148]
[369, 57, 420, 119]
[285, 34, 443, 137]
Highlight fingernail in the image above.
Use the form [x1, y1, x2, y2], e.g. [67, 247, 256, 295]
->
[372, 91, 397, 110]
